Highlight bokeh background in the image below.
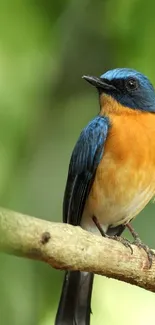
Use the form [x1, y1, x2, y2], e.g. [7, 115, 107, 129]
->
[0, 0, 155, 324]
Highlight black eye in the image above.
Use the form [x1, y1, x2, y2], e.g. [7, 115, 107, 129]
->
[125, 78, 139, 91]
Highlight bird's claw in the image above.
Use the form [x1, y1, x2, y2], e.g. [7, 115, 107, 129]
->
[132, 238, 155, 269]
[110, 235, 133, 254]
[92, 216, 133, 253]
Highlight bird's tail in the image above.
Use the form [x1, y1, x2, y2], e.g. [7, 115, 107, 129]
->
[55, 270, 94, 325]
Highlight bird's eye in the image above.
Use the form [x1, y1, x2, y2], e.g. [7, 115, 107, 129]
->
[125, 78, 139, 91]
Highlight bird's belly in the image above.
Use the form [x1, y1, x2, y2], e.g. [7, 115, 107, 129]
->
[81, 157, 155, 235]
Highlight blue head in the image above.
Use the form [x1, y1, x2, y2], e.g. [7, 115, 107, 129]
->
[83, 68, 155, 112]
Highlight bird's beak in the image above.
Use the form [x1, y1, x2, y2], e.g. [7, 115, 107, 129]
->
[82, 75, 116, 90]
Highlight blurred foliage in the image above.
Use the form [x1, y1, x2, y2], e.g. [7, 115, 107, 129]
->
[0, 0, 155, 324]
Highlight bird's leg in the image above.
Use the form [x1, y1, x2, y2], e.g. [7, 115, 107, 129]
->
[126, 223, 155, 268]
[92, 216, 133, 253]
[92, 216, 106, 236]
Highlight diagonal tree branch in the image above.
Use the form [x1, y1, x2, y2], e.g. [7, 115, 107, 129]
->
[0, 207, 155, 292]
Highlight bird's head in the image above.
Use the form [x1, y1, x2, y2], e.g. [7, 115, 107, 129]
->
[83, 68, 155, 114]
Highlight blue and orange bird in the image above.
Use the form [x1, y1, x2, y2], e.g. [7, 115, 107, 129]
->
[55, 68, 155, 325]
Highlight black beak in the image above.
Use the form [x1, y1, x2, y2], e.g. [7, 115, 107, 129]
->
[82, 75, 116, 91]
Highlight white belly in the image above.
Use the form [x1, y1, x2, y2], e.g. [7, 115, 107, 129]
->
[81, 184, 154, 236]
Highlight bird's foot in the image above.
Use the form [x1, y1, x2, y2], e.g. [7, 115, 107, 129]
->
[109, 235, 133, 254]
[92, 216, 133, 253]
[132, 237, 155, 268]
[126, 223, 155, 268]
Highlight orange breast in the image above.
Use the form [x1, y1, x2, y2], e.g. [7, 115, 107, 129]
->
[81, 104, 155, 233]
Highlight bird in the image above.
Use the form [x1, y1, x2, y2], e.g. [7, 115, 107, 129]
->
[55, 68, 155, 325]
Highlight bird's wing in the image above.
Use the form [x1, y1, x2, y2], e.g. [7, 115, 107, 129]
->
[63, 116, 110, 225]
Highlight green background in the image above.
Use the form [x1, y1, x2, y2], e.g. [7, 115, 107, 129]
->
[0, 0, 155, 324]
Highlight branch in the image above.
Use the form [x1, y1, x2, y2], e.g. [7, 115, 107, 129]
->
[0, 207, 154, 292]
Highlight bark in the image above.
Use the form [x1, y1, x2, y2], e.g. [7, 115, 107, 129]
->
[0, 207, 154, 292]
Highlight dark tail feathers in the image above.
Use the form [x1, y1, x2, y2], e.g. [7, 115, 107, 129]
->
[55, 271, 94, 325]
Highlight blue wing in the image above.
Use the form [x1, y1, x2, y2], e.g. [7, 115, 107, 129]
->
[63, 116, 110, 225]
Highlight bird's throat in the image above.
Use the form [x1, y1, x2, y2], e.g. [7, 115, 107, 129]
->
[99, 93, 140, 116]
